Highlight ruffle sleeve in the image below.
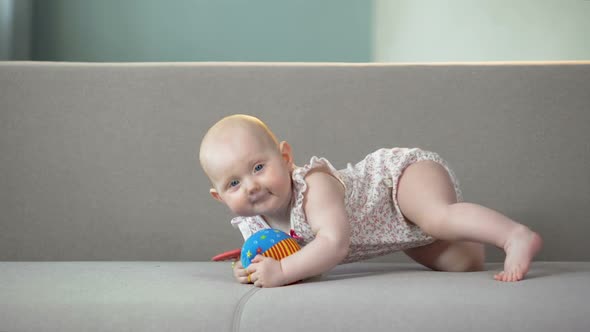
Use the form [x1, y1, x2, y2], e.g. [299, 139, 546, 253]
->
[289, 157, 346, 243]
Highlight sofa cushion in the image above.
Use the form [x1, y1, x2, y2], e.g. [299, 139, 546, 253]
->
[1, 261, 589, 331]
[0, 262, 249, 331]
[239, 262, 590, 331]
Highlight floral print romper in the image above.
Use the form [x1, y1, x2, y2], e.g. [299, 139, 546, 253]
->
[231, 148, 463, 264]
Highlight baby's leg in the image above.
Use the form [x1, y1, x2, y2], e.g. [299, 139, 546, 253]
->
[396, 161, 543, 282]
[404, 239, 484, 273]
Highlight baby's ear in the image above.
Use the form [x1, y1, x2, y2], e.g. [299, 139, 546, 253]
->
[279, 141, 293, 165]
[210, 188, 223, 203]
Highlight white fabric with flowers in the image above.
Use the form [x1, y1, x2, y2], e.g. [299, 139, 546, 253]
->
[231, 147, 463, 264]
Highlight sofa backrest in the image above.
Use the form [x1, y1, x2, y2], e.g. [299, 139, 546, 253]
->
[1, 62, 589, 262]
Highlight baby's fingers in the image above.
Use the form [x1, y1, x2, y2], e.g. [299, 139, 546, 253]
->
[235, 267, 248, 277]
[234, 272, 250, 284]
[240, 274, 252, 284]
[235, 270, 251, 284]
[233, 266, 249, 283]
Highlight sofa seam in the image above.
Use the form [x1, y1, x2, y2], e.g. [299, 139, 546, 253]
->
[231, 287, 260, 332]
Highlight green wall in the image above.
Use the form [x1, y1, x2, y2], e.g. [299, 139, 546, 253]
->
[32, 0, 373, 62]
[30, 0, 590, 62]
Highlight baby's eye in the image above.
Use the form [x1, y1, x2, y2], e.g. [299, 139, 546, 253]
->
[254, 164, 264, 172]
[229, 180, 240, 188]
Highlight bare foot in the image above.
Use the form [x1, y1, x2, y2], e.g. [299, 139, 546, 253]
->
[494, 226, 543, 282]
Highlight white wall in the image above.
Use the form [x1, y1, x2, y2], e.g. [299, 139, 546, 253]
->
[374, 0, 590, 62]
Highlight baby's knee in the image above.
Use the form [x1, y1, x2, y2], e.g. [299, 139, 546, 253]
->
[437, 242, 485, 272]
[455, 244, 485, 272]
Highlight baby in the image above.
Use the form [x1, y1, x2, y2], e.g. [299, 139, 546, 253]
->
[199, 114, 543, 287]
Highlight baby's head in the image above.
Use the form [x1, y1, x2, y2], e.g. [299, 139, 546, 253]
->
[199, 114, 294, 218]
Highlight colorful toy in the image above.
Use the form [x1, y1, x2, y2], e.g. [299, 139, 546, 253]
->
[211, 228, 301, 268]
[241, 228, 301, 268]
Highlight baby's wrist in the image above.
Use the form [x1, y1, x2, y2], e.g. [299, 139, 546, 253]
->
[278, 260, 292, 285]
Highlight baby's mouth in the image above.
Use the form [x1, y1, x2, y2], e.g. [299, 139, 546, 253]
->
[250, 191, 270, 204]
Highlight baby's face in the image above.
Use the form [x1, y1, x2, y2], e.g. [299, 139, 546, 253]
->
[204, 127, 293, 219]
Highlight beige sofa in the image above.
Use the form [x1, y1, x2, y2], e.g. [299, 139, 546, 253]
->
[1, 61, 589, 331]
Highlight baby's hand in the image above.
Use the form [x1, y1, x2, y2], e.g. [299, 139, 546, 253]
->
[246, 255, 286, 288]
[232, 260, 250, 284]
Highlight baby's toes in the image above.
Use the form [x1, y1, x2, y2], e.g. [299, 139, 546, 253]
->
[506, 272, 514, 282]
[502, 271, 513, 282]
[509, 270, 521, 282]
[506, 271, 516, 282]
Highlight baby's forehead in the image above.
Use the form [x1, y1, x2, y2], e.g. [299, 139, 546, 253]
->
[202, 127, 274, 169]
[210, 125, 267, 150]
[204, 143, 273, 186]
[212, 119, 275, 147]
[199, 115, 278, 176]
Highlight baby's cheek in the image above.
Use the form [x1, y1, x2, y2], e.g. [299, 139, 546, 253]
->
[226, 198, 244, 213]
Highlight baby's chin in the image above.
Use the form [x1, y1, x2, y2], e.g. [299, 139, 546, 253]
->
[231, 193, 291, 218]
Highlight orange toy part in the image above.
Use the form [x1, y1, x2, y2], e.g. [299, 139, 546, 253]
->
[211, 248, 241, 261]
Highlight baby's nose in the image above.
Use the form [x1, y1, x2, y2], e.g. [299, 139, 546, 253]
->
[247, 181, 261, 195]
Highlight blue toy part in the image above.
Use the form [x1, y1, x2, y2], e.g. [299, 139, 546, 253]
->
[241, 228, 300, 268]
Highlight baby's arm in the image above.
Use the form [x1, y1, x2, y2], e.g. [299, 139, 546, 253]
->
[245, 170, 350, 287]
[278, 170, 351, 284]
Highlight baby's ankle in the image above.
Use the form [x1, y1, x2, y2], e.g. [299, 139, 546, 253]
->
[504, 225, 533, 250]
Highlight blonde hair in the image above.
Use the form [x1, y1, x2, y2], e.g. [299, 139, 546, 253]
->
[198, 114, 279, 178]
